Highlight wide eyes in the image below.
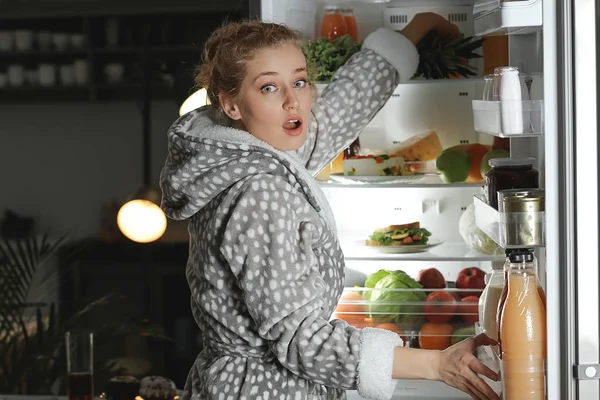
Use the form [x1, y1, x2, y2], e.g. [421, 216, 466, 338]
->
[260, 79, 307, 94]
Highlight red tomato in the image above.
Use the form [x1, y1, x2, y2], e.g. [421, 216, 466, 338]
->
[458, 296, 480, 324]
[424, 291, 457, 324]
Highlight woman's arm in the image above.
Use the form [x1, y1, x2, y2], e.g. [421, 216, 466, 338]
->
[296, 13, 460, 174]
[392, 334, 500, 400]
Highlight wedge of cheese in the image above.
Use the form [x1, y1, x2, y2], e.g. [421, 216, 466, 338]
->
[392, 130, 443, 161]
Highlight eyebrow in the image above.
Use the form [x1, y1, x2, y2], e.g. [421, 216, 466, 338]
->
[253, 67, 307, 82]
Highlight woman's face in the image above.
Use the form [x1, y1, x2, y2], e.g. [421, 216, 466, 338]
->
[220, 43, 313, 152]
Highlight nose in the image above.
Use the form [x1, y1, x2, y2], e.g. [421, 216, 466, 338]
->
[283, 89, 299, 110]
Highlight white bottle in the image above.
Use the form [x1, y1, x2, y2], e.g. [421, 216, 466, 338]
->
[499, 66, 524, 135]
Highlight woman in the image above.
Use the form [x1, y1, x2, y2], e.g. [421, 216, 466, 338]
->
[160, 14, 499, 400]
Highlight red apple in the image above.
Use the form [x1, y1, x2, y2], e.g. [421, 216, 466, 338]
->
[455, 267, 486, 298]
[424, 291, 457, 324]
[459, 296, 480, 324]
[417, 268, 446, 289]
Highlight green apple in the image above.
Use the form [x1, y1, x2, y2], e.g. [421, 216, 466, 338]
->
[451, 325, 477, 346]
[436, 150, 471, 183]
[480, 149, 510, 177]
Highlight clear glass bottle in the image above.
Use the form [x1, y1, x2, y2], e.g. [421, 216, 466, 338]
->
[498, 250, 546, 399]
[320, 5, 348, 41]
[341, 7, 358, 42]
[478, 260, 504, 342]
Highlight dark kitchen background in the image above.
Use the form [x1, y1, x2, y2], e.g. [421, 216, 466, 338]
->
[0, 0, 259, 395]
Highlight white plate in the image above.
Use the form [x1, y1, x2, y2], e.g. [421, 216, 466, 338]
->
[329, 173, 425, 184]
[351, 239, 443, 254]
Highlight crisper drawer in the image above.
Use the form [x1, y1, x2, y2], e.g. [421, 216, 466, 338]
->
[332, 286, 481, 351]
[346, 381, 470, 399]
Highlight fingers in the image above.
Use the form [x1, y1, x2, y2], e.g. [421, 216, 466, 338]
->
[470, 358, 499, 382]
[473, 333, 498, 347]
[464, 369, 501, 400]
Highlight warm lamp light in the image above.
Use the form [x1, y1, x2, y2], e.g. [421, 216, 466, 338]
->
[179, 88, 209, 116]
[117, 187, 167, 243]
[117, 200, 166, 243]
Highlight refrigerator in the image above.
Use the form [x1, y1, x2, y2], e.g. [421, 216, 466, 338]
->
[256, 0, 598, 398]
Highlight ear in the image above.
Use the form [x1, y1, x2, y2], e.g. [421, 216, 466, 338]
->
[219, 92, 242, 121]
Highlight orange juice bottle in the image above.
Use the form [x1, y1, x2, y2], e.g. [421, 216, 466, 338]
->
[496, 249, 545, 356]
[498, 251, 546, 400]
[321, 5, 348, 41]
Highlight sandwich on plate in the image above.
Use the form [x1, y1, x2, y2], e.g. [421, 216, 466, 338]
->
[366, 222, 432, 246]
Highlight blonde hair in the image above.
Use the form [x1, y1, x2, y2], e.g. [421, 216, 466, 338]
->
[195, 20, 304, 123]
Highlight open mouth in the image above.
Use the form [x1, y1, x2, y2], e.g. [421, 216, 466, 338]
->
[283, 116, 303, 136]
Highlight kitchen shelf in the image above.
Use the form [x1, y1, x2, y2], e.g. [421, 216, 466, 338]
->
[472, 100, 544, 138]
[474, 0, 542, 36]
[319, 175, 484, 188]
[473, 194, 545, 248]
[341, 241, 503, 262]
[0, 49, 88, 57]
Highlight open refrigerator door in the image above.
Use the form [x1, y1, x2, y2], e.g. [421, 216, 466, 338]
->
[256, 0, 599, 398]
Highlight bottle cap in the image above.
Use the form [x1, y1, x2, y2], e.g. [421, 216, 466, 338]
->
[509, 251, 535, 263]
[324, 4, 344, 11]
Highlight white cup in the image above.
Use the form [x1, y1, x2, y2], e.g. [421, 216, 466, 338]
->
[0, 31, 14, 51]
[73, 59, 89, 85]
[105, 18, 119, 47]
[25, 69, 38, 86]
[52, 33, 69, 51]
[38, 64, 56, 87]
[104, 63, 124, 82]
[37, 31, 52, 50]
[7, 64, 25, 86]
[0, 73, 7, 87]
[60, 65, 75, 86]
[70, 34, 85, 49]
[15, 30, 34, 51]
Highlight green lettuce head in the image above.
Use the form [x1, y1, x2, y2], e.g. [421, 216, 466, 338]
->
[369, 270, 427, 328]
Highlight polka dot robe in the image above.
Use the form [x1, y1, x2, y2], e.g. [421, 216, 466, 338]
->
[160, 30, 419, 400]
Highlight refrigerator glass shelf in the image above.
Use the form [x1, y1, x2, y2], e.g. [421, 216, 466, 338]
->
[474, 0, 542, 36]
[341, 240, 503, 261]
[472, 100, 544, 138]
[319, 175, 483, 188]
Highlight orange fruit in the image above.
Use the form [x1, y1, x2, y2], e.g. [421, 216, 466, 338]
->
[418, 322, 454, 350]
[465, 143, 490, 182]
[375, 323, 406, 342]
[333, 291, 368, 327]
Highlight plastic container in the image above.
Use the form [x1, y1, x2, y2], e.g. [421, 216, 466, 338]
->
[321, 5, 348, 41]
[484, 157, 539, 209]
[332, 286, 482, 350]
[472, 99, 544, 137]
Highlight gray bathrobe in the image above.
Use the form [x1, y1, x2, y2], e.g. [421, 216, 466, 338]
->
[160, 28, 419, 400]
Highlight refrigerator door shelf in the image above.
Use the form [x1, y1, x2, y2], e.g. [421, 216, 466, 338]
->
[472, 100, 544, 138]
[473, 195, 546, 248]
[473, 0, 542, 36]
